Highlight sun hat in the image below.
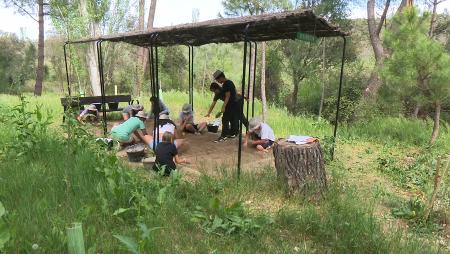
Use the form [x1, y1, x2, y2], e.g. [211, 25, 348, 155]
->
[159, 113, 170, 120]
[132, 104, 144, 111]
[87, 104, 98, 111]
[249, 117, 262, 131]
[213, 70, 224, 79]
[136, 111, 148, 119]
[182, 103, 192, 114]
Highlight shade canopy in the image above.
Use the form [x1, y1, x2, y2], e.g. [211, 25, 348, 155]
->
[67, 9, 347, 47]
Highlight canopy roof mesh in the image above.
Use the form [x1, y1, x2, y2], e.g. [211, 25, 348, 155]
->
[68, 10, 347, 47]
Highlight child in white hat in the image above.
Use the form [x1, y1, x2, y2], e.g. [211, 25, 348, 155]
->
[244, 117, 276, 152]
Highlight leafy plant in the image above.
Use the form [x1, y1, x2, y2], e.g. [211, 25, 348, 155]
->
[391, 198, 426, 221]
[191, 197, 264, 236]
[0, 202, 9, 251]
[114, 223, 162, 254]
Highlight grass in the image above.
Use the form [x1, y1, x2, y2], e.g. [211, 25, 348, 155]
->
[0, 92, 448, 253]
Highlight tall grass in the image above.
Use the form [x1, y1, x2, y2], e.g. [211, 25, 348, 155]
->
[0, 96, 442, 253]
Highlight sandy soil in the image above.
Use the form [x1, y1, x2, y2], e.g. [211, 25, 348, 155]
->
[91, 119, 274, 176]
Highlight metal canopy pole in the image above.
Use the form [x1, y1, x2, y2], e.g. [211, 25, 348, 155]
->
[188, 46, 192, 107]
[63, 42, 71, 96]
[331, 36, 347, 160]
[191, 46, 194, 111]
[149, 35, 157, 149]
[245, 42, 252, 132]
[96, 40, 108, 136]
[237, 24, 250, 180]
[155, 42, 160, 144]
[252, 42, 257, 117]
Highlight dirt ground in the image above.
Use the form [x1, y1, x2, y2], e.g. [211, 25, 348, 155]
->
[92, 119, 274, 176]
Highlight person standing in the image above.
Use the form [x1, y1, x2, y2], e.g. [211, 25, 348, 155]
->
[205, 70, 239, 142]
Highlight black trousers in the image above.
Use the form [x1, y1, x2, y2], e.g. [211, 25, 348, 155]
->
[221, 102, 248, 138]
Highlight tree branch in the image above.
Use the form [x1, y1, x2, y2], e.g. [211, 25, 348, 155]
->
[376, 0, 391, 36]
[10, 0, 38, 22]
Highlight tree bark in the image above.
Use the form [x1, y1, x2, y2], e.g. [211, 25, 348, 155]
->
[431, 101, 441, 144]
[364, 0, 387, 97]
[318, 40, 326, 118]
[142, 0, 157, 76]
[397, 0, 414, 13]
[413, 104, 420, 118]
[260, 41, 267, 122]
[80, 0, 101, 96]
[135, 0, 146, 96]
[248, 45, 255, 104]
[428, 0, 442, 37]
[34, 0, 44, 96]
[273, 139, 327, 196]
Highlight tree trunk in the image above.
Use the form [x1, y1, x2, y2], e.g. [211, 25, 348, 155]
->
[292, 74, 299, 111]
[431, 101, 441, 144]
[260, 41, 267, 122]
[34, 0, 44, 96]
[364, 0, 386, 97]
[273, 139, 327, 196]
[397, 0, 414, 13]
[80, 0, 101, 96]
[142, 0, 157, 76]
[135, 0, 146, 96]
[318, 41, 326, 118]
[429, 0, 438, 37]
[413, 104, 420, 118]
[248, 45, 255, 104]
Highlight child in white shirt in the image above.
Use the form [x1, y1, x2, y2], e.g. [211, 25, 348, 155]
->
[244, 117, 276, 152]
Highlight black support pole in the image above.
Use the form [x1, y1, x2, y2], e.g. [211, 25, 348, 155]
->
[149, 36, 157, 149]
[331, 36, 347, 160]
[252, 42, 257, 118]
[155, 44, 160, 144]
[63, 42, 71, 97]
[96, 40, 108, 136]
[246, 42, 252, 132]
[237, 24, 250, 180]
[191, 46, 194, 111]
[188, 46, 192, 106]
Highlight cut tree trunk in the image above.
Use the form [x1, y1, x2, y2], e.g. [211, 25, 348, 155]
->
[273, 139, 327, 196]
[34, 0, 44, 96]
[431, 101, 441, 144]
[260, 41, 267, 122]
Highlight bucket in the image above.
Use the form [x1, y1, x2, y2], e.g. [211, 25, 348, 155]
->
[126, 144, 145, 162]
[108, 102, 119, 110]
[142, 157, 156, 170]
[207, 124, 219, 133]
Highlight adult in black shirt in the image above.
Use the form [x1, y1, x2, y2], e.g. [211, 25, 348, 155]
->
[206, 70, 247, 142]
[153, 132, 188, 176]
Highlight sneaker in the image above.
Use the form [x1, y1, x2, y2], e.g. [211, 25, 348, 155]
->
[213, 136, 227, 143]
[227, 134, 237, 139]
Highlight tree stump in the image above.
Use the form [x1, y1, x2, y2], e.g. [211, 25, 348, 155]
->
[273, 139, 327, 196]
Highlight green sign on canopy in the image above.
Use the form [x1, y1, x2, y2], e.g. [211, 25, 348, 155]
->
[296, 32, 319, 43]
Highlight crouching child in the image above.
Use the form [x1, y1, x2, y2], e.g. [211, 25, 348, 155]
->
[153, 132, 189, 176]
[244, 117, 276, 152]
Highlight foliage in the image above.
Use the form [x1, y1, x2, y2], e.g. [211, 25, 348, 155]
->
[191, 197, 266, 236]
[0, 95, 448, 252]
[382, 8, 450, 114]
[0, 33, 36, 94]
[0, 201, 9, 251]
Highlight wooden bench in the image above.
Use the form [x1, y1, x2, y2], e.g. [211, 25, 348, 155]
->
[60, 95, 133, 120]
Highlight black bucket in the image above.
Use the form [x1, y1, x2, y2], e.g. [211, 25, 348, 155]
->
[126, 144, 145, 162]
[207, 124, 219, 133]
[108, 102, 119, 110]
